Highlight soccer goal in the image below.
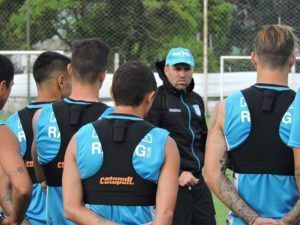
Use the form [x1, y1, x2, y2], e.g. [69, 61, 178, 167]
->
[219, 56, 300, 100]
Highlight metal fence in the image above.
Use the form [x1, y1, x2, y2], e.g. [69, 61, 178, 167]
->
[2, 0, 299, 73]
[1, 0, 300, 115]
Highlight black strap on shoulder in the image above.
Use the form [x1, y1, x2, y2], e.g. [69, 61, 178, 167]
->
[261, 89, 277, 112]
[112, 119, 128, 142]
[82, 118, 157, 206]
[228, 86, 295, 175]
[18, 107, 40, 184]
[43, 100, 109, 187]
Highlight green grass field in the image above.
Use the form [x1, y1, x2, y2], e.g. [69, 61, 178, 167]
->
[0, 113, 230, 224]
[214, 194, 228, 225]
[205, 116, 229, 225]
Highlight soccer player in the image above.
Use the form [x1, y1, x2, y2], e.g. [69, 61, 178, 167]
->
[32, 38, 112, 225]
[205, 25, 300, 225]
[6, 51, 72, 225]
[288, 63, 300, 225]
[62, 61, 180, 225]
[0, 54, 32, 225]
[146, 47, 215, 225]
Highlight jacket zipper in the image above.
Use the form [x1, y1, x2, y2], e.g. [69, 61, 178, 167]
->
[180, 94, 201, 171]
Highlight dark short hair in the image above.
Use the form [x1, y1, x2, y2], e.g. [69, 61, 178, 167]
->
[255, 25, 298, 69]
[112, 61, 157, 107]
[0, 55, 14, 87]
[33, 51, 70, 84]
[71, 38, 110, 83]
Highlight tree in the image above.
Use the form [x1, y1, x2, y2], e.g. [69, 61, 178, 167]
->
[0, 0, 25, 49]
[7, 0, 233, 72]
[227, 0, 300, 55]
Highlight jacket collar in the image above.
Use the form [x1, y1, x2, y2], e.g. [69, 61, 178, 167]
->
[155, 59, 195, 96]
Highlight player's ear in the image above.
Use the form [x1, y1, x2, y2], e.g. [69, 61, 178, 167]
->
[145, 91, 155, 105]
[149, 91, 155, 102]
[57, 74, 65, 87]
[57, 72, 72, 97]
[99, 68, 107, 86]
[143, 91, 155, 117]
[251, 52, 257, 68]
[289, 54, 296, 68]
[57, 74, 65, 90]
[67, 64, 72, 76]
[0, 80, 7, 94]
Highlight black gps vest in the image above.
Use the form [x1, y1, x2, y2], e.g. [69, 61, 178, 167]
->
[42, 99, 109, 186]
[228, 85, 295, 175]
[18, 106, 42, 184]
[82, 116, 157, 206]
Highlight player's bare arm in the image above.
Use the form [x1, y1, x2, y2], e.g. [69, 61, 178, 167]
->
[204, 102, 279, 225]
[278, 149, 300, 225]
[0, 125, 32, 225]
[62, 136, 117, 225]
[153, 137, 180, 225]
[31, 108, 47, 184]
[0, 165, 13, 216]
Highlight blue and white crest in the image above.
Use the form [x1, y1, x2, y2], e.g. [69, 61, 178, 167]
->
[193, 104, 201, 116]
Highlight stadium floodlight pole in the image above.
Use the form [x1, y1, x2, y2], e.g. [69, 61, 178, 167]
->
[26, 0, 31, 102]
[203, 0, 208, 116]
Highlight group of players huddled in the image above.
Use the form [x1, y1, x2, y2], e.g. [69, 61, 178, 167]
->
[0, 24, 300, 225]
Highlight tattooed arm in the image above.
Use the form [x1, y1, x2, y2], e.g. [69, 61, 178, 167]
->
[278, 149, 300, 225]
[0, 165, 13, 216]
[204, 101, 278, 225]
[62, 136, 117, 225]
[0, 125, 32, 224]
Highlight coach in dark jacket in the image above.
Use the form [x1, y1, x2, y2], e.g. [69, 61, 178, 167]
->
[146, 47, 216, 225]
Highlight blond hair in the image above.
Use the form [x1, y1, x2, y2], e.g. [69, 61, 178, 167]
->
[255, 24, 298, 69]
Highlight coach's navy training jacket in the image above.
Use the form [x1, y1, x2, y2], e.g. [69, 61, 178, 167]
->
[146, 60, 207, 177]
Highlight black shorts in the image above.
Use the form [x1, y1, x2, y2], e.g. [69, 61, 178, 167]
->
[172, 181, 216, 225]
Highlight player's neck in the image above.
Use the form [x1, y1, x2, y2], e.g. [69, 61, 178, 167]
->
[36, 88, 62, 102]
[114, 105, 145, 119]
[69, 81, 100, 102]
[256, 68, 288, 86]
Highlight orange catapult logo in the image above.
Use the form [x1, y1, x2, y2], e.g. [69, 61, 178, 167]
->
[99, 176, 134, 185]
[57, 162, 64, 169]
[25, 160, 34, 168]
